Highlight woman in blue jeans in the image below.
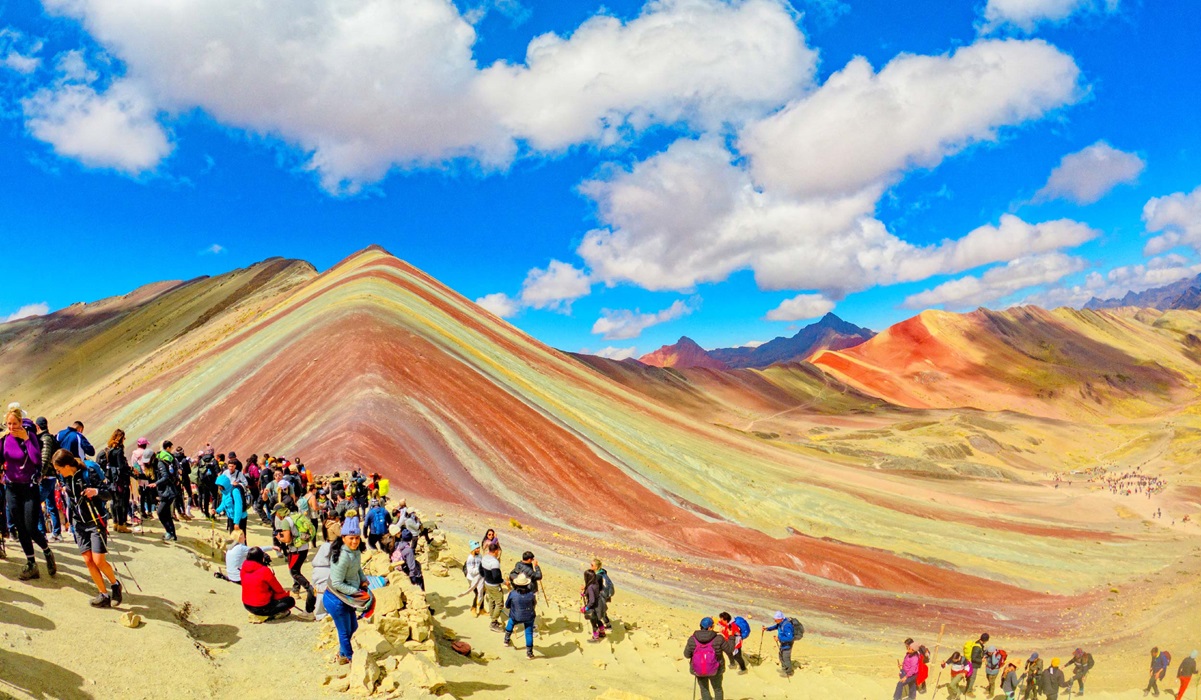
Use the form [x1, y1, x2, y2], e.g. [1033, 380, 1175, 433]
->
[504, 573, 538, 659]
[323, 520, 367, 664]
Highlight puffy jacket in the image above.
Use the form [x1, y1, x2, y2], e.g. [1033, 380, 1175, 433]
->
[509, 560, 543, 593]
[505, 588, 537, 623]
[56, 427, 94, 459]
[241, 560, 288, 607]
[900, 651, 920, 679]
[684, 630, 728, 675]
[1, 432, 42, 485]
[767, 618, 797, 645]
[329, 545, 366, 596]
[39, 430, 58, 476]
[102, 446, 131, 483]
[153, 451, 179, 499]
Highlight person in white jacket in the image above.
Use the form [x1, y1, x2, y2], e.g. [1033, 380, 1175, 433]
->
[310, 540, 333, 620]
[457, 540, 484, 616]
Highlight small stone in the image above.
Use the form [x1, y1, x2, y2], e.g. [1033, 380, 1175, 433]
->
[120, 612, 143, 629]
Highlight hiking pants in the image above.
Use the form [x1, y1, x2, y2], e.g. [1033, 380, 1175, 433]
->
[1178, 676, 1193, 700]
[287, 550, 316, 613]
[1147, 673, 1161, 696]
[1071, 670, 1088, 693]
[367, 534, 382, 550]
[505, 617, 535, 650]
[894, 677, 918, 700]
[729, 646, 747, 672]
[965, 669, 978, 693]
[1021, 679, 1041, 700]
[696, 673, 724, 700]
[778, 643, 793, 674]
[39, 481, 61, 537]
[323, 590, 358, 660]
[947, 675, 967, 699]
[485, 584, 505, 622]
[157, 498, 177, 538]
[986, 671, 1000, 696]
[6, 483, 49, 558]
[112, 484, 131, 526]
[245, 596, 294, 618]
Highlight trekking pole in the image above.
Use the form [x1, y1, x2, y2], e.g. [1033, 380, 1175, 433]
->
[692, 676, 697, 700]
[757, 629, 765, 665]
[929, 623, 946, 700]
[87, 501, 142, 592]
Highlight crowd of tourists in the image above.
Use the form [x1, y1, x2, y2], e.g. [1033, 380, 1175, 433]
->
[4, 402, 1198, 699]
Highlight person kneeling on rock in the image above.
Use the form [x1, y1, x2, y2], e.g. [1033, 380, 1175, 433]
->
[504, 573, 538, 660]
[241, 547, 296, 621]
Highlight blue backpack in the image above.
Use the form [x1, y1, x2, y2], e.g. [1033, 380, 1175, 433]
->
[734, 616, 750, 638]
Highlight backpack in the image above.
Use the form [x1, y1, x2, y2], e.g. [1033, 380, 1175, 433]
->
[966, 641, 985, 666]
[778, 618, 802, 644]
[293, 512, 318, 545]
[995, 649, 1008, 668]
[919, 645, 932, 663]
[1158, 652, 1171, 678]
[734, 616, 750, 639]
[600, 570, 615, 601]
[690, 636, 720, 678]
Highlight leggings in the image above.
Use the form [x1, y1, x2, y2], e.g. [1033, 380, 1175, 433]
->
[112, 484, 131, 526]
[157, 498, 177, 538]
[287, 551, 316, 613]
[6, 482, 49, 558]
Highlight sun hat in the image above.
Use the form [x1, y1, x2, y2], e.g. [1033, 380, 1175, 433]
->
[513, 573, 532, 587]
[389, 524, 401, 536]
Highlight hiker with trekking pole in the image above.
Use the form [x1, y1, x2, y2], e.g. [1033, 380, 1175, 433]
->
[685, 617, 731, 700]
[895, 639, 922, 700]
[763, 611, 802, 677]
[51, 448, 124, 607]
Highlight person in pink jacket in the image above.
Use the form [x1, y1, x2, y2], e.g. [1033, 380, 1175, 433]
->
[895, 641, 921, 700]
[3, 406, 56, 580]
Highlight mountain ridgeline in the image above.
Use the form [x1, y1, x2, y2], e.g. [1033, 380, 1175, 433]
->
[637, 312, 876, 370]
[1085, 272, 1201, 311]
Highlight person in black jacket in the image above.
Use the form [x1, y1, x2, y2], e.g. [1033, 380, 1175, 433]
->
[52, 449, 123, 608]
[153, 441, 180, 541]
[35, 418, 62, 541]
[504, 573, 538, 659]
[99, 429, 132, 533]
[1041, 658, 1070, 700]
[684, 617, 730, 700]
[509, 551, 543, 594]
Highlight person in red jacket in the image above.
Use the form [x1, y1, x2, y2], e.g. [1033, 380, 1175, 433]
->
[240, 547, 295, 620]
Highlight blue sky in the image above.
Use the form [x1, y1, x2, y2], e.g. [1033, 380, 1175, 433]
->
[1, 0, 1199, 359]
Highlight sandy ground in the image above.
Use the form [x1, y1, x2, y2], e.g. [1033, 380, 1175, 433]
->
[3, 509, 1199, 700]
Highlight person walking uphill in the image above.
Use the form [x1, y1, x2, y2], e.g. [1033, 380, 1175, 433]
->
[51, 449, 123, 608]
[895, 641, 921, 700]
[1148, 647, 1172, 697]
[963, 633, 990, 695]
[36, 417, 61, 542]
[764, 612, 802, 677]
[273, 503, 316, 613]
[1064, 647, 1095, 695]
[1040, 658, 1070, 700]
[323, 521, 369, 665]
[685, 617, 731, 700]
[3, 407, 56, 580]
[153, 441, 180, 541]
[240, 547, 295, 620]
[504, 573, 538, 660]
[941, 651, 972, 699]
[1175, 651, 1198, 700]
[717, 612, 749, 674]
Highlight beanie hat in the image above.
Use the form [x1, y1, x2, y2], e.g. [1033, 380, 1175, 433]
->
[401, 529, 413, 542]
[137, 437, 149, 447]
[1050, 658, 1060, 668]
[340, 521, 361, 537]
[773, 611, 785, 621]
[700, 617, 714, 630]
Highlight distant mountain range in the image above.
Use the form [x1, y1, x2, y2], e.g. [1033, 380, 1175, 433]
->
[637, 312, 876, 370]
[1085, 273, 1201, 311]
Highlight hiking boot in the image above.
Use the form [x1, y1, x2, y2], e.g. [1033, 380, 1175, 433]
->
[18, 562, 39, 580]
[503, 635, 512, 647]
[335, 654, 351, 666]
[163, 534, 178, 542]
[526, 650, 535, 660]
[490, 621, 501, 632]
[44, 549, 57, 577]
[110, 581, 123, 606]
[90, 593, 112, 608]
[268, 609, 292, 621]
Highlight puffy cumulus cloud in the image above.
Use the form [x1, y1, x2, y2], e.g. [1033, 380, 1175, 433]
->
[765, 293, 835, 321]
[904, 252, 1085, 310]
[1024, 254, 1201, 309]
[1035, 141, 1144, 205]
[475, 292, 521, 318]
[592, 299, 694, 340]
[22, 60, 171, 175]
[1144, 185, 1201, 256]
[592, 346, 639, 360]
[42, 0, 812, 192]
[739, 39, 1082, 200]
[579, 137, 1099, 297]
[3, 302, 50, 323]
[1, 28, 42, 74]
[981, 0, 1120, 34]
[478, 0, 816, 151]
[518, 260, 592, 312]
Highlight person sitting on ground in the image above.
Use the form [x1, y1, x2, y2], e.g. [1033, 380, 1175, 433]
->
[1064, 647, 1094, 696]
[504, 573, 538, 660]
[216, 529, 249, 584]
[509, 551, 543, 594]
[684, 617, 730, 700]
[764, 612, 800, 677]
[582, 569, 607, 641]
[1176, 651, 1199, 700]
[240, 547, 295, 621]
[51, 449, 123, 608]
[717, 612, 748, 674]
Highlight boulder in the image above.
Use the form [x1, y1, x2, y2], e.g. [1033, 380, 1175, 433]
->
[376, 616, 411, 647]
[348, 629, 389, 695]
[428, 562, 449, 578]
[361, 551, 392, 577]
[394, 652, 446, 696]
[353, 627, 394, 656]
[407, 609, 431, 643]
[372, 584, 406, 618]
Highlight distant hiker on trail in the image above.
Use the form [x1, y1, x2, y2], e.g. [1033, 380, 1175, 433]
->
[582, 569, 607, 641]
[684, 617, 730, 700]
[173, 445, 193, 519]
[941, 650, 971, 699]
[1022, 653, 1044, 700]
[196, 449, 219, 518]
[272, 502, 316, 613]
[964, 633, 990, 694]
[36, 417, 60, 542]
[324, 520, 369, 665]
[1064, 647, 1094, 695]
[717, 612, 748, 674]
[504, 572, 538, 660]
[984, 644, 1008, 696]
[153, 440, 180, 541]
[481, 542, 506, 631]
[365, 499, 390, 550]
[591, 558, 614, 629]
[52, 449, 122, 608]
[1040, 658, 1069, 700]
[894, 640, 920, 700]
[1001, 662, 1020, 700]
[3, 406, 56, 580]
[240, 547, 296, 621]
[764, 611, 800, 677]
[459, 540, 485, 616]
[509, 550, 542, 594]
[1175, 650, 1198, 700]
[1148, 647, 1172, 697]
[100, 429, 132, 533]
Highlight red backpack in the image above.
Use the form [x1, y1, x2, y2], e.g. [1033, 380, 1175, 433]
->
[691, 636, 720, 677]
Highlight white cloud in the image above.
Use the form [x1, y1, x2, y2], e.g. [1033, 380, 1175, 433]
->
[1144, 185, 1201, 256]
[3, 302, 50, 323]
[22, 54, 171, 175]
[738, 340, 766, 348]
[479, 0, 816, 151]
[739, 39, 1082, 200]
[1035, 141, 1144, 205]
[579, 137, 1098, 297]
[1024, 254, 1201, 309]
[199, 243, 225, 255]
[904, 252, 1085, 309]
[475, 292, 520, 318]
[765, 293, 835, 321]
[518, 260, 591, 312]
[593, 346, 639, 360]
[981, 0, 1120, 34]
[592, 299, 694, 340]
[42, 0, 813, 192]
[0, 28, 42, 74]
